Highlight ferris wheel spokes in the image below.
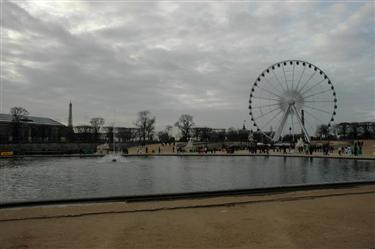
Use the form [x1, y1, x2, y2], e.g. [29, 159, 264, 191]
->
[303, 88, 333, 99]
[272, 104, 292, 142]
[291, 64, 295, 90]
[304, 109, 326, 124]
[257, 86, 283, 99]
[297, 71, 317, 93]
[302, 100, 335, 103]
[251, 102, 280, 109]
[271, 69, 287, 92]
[281, 64, 290, 92]
[251, 96, 280, 102]
[300, 78, 327, 96]
[260, 110, 283, 131]
[294, 65, 306, 91]
[263, 77, 284, 96]
[252, 106, 282, 121]
[303, 104, 333, 115]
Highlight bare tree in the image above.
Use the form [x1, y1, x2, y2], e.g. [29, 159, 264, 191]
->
[10, 107, 29, 143]
[117, 128, 135, 142]
[158, 125, 174, 144]
[90, 117, 105, 142]
[316, 124, 329, 139]
[134, 111, 156, 142]
[105, 126, 114, 144]
[157, 131, 169, 144]
[226, 127, 239, 141]
[175, 114, 194, 141]
[165, 125, 173, 135]
[10, 107, 29, 122]
[349, 123, 358, 139]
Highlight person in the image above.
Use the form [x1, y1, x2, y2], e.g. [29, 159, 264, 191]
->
[304, 144, 309, 155]
[354, 143, 358, 156]
[358, 145, 363, 156]
[309, 144, 313, 155]
[347, 146, 352, 155]
[158, 147, 161, 154]
[338, 146, 342, 156]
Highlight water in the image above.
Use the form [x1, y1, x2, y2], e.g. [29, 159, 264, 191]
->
[0, 156, 374, 204]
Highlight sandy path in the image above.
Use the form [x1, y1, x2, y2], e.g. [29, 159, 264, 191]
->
[0, 185, 374, 249]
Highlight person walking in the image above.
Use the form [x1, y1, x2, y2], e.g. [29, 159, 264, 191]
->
[358, 145, 363, 156]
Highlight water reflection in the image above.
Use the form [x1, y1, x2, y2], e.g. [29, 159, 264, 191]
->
[0, 156, 374, 204]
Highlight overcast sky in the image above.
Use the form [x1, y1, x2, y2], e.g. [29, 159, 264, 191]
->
[2, 1, 374, 131]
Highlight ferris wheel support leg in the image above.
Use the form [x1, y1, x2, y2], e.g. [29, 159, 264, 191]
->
[272, 105, 290, 142]
[291, 105, 311, 144]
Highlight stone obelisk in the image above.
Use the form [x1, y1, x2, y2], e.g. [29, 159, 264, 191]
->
[68, 101, 73, 127]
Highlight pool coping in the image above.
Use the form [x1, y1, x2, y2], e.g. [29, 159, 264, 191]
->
[1, 181, 374, 209]
[1, 153, 374, 160]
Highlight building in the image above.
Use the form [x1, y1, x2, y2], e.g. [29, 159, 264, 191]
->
[100, 127, 139, 143]
[191, 127, 226, 142]
[335, 122, 375, 139]
[0, 113, 69, 144]
[116, 127, 139, 142]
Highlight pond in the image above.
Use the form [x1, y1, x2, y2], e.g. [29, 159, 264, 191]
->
[1, 156, 374, 204]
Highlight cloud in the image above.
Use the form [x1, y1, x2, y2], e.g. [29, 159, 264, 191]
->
[2, 1, 374, 133]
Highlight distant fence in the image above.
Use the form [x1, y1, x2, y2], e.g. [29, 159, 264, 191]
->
[0, 142, 162, 155]
[0, 143, 99, 155]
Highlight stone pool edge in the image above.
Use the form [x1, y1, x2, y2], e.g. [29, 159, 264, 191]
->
[2, 180, 374, 209]
[1, 153, 374, 160]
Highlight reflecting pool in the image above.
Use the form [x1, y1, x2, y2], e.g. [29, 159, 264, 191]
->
[1, 156, 374, 204]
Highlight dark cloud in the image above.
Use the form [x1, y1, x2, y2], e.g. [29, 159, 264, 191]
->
[2, 1, 374, 132]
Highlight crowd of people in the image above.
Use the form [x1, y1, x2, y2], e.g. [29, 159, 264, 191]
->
[132, 141, 366, 157]
[293, 141, 365, 156]
[337, 141, 363, 156]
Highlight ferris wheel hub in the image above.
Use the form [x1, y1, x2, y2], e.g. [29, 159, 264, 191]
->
[279, 90, 304, 113]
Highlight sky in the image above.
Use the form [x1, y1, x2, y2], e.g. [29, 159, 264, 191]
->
[1, 0, 374, 132]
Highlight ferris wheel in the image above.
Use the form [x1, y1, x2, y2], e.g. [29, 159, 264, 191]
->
[249, 60, 337, 143]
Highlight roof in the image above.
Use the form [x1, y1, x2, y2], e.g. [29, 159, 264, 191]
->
[0, 113, 65, 126]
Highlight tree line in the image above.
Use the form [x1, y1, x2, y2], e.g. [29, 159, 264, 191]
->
[68, 110, 196, 143]
[6, 107, 375, 144]
[76, 111, 196, 143]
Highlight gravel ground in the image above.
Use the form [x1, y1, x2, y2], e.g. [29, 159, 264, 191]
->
[0, 185, 374, 249]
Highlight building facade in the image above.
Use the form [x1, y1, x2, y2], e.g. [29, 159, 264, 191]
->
[0, 114, 69, 144]
[335, 122, 375, 139]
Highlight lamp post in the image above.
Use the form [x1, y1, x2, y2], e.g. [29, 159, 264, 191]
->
[248, 129, 254, 153]
[289, 127, 292, 142]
